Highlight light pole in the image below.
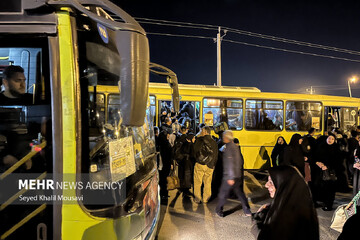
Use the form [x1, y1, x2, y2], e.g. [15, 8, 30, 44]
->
[348, 76, 357, 98]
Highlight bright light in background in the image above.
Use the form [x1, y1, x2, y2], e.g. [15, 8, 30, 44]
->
[349, 76, 358, 83]
[348, 75, 358, 97]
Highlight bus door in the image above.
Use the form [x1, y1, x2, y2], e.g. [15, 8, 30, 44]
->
[325, 106, 358, 133]
[0, 41, 54, 239]
[158, 100, 200, 132]
[178, 101, 200, 132]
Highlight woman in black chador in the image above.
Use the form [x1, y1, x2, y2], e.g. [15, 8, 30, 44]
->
[252, 166, 319, 240]
[353, 142, 360, 203]
[283, 133, 308, 176]
[271, 136, 287, 167]
[313, 133, 340, 211]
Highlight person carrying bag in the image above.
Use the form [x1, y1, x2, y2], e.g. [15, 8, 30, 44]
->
[330, 190, 360, 232]
[167, 160, 180, 190]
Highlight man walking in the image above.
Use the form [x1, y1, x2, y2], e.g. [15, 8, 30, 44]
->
[193, 126, 218, 203]
[216, 130, 251, 217]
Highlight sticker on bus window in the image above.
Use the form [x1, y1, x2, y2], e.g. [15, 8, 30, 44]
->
[311, 117, 320, 130]
[97, 23, 109, 44]
[204, 113, 214, 126]
[108, 136, 136, 182]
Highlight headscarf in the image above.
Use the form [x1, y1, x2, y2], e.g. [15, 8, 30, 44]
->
[315, 135, 340, 170]
[288, 133, 302, 148]
[258, 166, 319, 240]
[283, 134, 305, 175]
[271, 136, 287, 166]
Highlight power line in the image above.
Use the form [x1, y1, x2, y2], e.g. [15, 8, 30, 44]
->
[222, 39, 360, 63]
[225, 28, 360, 56]
[146, 32, 213, 40]
[137, 20, 217, 31]
[137, 17, 360, 56]
[136, 17, 219, 29]
[147, 32, 360, 64]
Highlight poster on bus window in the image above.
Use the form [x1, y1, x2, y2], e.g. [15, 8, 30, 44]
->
[311, 117, 320, 130]
[109, 136, 136, 182]
[204, 113, 214, 126]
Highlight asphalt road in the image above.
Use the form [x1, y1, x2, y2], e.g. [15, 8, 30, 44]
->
[156, 172, 350, 240]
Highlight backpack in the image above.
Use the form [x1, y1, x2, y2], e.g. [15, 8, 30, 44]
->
[196, 140, 214, 165]
[173, 138, 185, 163]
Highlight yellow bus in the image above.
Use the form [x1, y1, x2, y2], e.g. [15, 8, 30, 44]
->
[148, 82, 360, 169]
[0, 0, 171, 239]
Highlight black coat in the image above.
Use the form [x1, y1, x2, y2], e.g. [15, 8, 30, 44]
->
[353, 147, 360, 197]
[315, 141, 340, 171]
[222, 141, 244, 180]
[174, 134, 194, 189]
[158, 130, 172, 172]
[193, 135, 218, 169]
[271, 136, 287, 167]
[313, 140, 340, 205]
[304, 134, 317, 160]
[283, 134, 305, 175]
[348, 138, 358, 155]
[348, 137, 358, 174]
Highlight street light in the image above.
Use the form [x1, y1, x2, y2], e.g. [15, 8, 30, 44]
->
[348, 76, 357, 97]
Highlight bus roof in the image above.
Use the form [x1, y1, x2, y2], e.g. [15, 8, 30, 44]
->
[149, 82, 261, 93]
[149, 82, 360, 105]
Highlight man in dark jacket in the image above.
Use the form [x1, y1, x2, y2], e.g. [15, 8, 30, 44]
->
[173, 126, 193, 195]
[161, 117, 172, 133]
[348, 130, 359, 178]
[158, 126, 173, 203]
[193, 126, 218, 203]
[216, 130, 251, 217]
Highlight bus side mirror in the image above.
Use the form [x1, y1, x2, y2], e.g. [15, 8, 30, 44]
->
[116, 31, 149, 127]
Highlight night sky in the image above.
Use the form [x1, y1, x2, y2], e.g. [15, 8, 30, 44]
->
[116, 0, 360, 97]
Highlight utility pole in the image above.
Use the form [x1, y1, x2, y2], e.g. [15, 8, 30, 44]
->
[306, 86, 315, 94]
[216, 27, 221, 87]
[214, 27, 227, 86]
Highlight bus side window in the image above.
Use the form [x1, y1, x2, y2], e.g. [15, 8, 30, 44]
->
[226, 100, 243, 130]
[286, 101, 322, 132]
[0, 45, 51, 174]
[203, 98, 243, 130]
[203, 98, 221, 127]
[245, 100, 283, 131]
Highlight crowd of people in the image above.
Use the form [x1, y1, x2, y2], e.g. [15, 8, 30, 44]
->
[272, 127, 360, 212]
[155, 111, 360, 239]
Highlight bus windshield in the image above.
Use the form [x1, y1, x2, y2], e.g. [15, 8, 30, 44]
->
[77, 9, 157, 216]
